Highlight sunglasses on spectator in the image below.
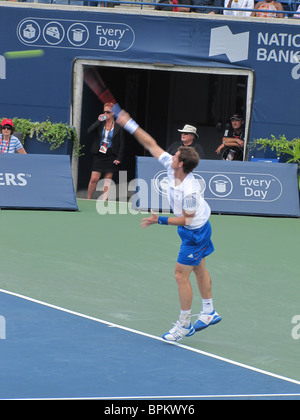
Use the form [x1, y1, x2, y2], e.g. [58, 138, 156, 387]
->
[1, 125, 12, 130]
[104, 110, 112, 114]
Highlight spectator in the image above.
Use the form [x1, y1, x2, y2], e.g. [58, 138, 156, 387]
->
[192, 0, 222, 14]
[293, 4, 300, 18]
[87, 103, 124, 200]
[251, 0, 284, 18]
[155, 0, 192, 12]
[54, 1, 84, 4]
[0, 119, 26, 154]
[215, 113, 245, 160]
[167, 124, 205, 159]
[223, 0, 254, 16]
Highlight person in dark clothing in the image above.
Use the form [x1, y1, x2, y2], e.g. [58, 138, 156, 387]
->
[191, 0, 222, 13]
[87, 102, 125, 200]
[215, 113, 245, 161]
[167, 124, 205, 159]
[155, 0, 192, 12]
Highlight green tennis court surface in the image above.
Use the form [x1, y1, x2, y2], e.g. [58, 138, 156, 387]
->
[1, 199, 299, 385]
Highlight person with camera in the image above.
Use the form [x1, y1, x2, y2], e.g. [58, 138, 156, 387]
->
[215, 113, 245, 161]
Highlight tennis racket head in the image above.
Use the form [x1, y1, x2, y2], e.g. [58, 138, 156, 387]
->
[84, 67, 116, 104]
[83, 67, 121, 117]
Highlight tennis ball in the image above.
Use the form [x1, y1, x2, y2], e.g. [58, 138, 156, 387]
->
[4, 50, 44, 59]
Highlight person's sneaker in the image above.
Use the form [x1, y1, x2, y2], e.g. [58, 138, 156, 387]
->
[193, 310, 222, 332]
[162, 321, 195, 342]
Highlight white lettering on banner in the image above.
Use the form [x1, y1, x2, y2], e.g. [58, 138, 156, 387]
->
[17, 18, 135, 52]
[0, 173, 28, 186]
[98, 37, 120, 49]
[257, 48, 300, 63]
[96, 25, 127, 50]
[258, 32, 300, 48]
[209, 27, 300, 80]
[205, 172, 282, 202]
[96, 26, 126, 39]
[239, 176, 277, 200]
[292, 62, 300, 80]
[256, 31, 300, 79]
[240, 176, 282, 201]
[240, 177, 271, 189]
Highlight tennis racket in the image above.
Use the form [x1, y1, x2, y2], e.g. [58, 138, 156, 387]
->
[83, 67, 121, 117]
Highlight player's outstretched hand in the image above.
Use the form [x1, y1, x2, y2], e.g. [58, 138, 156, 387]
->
[140, 210, 159, 228]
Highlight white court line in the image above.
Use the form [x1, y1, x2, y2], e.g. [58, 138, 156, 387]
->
[4, 393, 300, 400]
[1, 287, 300, 399]
[90, 393, 300, 400]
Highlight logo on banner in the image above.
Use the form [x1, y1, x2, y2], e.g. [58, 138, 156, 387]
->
[209, 26, 249, 63]
[209, 174, 233, 198]
[152, 170, 282, 202]
[203, 172, 282, 202]
[292, 59, 300, 80]
[17, 18, 135, 52]
[152, 170, 206, 197]
[209, 26, 300, 80]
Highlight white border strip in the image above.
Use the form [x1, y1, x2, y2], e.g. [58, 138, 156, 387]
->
[6, 393, 300, 401]
[1, 287, 300, 395]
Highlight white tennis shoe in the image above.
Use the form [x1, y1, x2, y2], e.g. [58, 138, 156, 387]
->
[193, 310, 222, 332]
[162, 321, 195, 342]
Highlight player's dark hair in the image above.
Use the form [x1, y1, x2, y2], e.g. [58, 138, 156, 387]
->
[178, 146, 200, 174]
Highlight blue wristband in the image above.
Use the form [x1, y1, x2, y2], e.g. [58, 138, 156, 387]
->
[158, 216, 168, 225]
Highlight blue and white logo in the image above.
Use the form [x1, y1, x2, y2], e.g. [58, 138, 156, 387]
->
[209, 26, 249, 63]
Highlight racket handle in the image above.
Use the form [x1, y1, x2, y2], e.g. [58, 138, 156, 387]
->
[111, 103, 121, 118]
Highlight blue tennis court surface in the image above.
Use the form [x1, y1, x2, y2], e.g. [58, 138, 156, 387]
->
[1, 289, 300, 400]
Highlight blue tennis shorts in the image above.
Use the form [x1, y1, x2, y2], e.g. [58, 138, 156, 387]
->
[177, 221, 214, 266]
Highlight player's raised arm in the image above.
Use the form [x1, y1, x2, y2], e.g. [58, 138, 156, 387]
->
[117, 111, 164, 160]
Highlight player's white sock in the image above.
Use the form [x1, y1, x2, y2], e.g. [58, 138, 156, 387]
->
[179, 309, 191, 327]
[202, 298, 214, 314]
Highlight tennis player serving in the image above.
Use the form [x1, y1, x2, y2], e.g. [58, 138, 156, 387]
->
[117, 110, 221, 342]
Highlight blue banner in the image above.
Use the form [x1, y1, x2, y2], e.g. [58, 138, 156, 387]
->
[0, 6, 299, 142]
[0, 154, 77, 210]
[136, 157, 299, 217]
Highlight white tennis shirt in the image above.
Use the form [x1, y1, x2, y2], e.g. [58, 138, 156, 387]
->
[158, 152, 211, 230]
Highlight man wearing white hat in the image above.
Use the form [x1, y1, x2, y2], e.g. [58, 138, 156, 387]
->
[167, 124, 205, 159]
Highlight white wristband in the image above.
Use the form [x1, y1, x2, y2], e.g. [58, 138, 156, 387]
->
[124, 118, 139, 135]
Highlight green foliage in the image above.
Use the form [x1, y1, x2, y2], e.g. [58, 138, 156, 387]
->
[253, 135, 300, 164]
[2, 117, 83, 156]
[253, 135, 300, 190]
[12, 117, 35, 139]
